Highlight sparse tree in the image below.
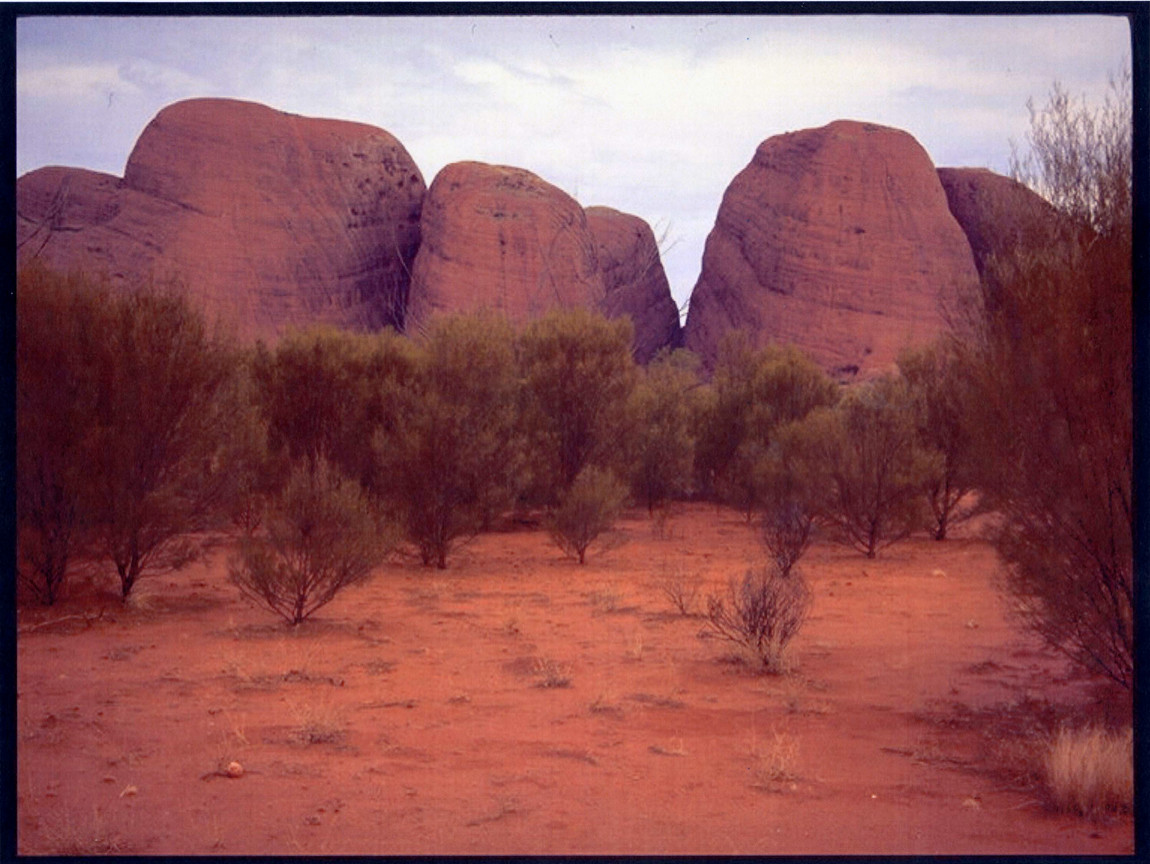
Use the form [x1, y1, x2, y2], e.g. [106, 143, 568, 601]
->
[548, 465, 627, 564]
[958, 75, 1132, 688]
[16, 265, 106, 603]
[898, 342, 978, 540]
[84, 286, 236, 599]
[518, 308, 637, 504]
[799, 376, 936, 558]
[230, 459, 391, 625]
[380, 313, 522, 568]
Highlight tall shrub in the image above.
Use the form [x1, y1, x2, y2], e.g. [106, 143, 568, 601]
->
[16, 265, 105, 603]
[957, 75, 1132, 688]
[230, 459, 391, 625]
[518, 308, 637, 503]
[84, 286, 236, 599]
[379, 313, 521, 568]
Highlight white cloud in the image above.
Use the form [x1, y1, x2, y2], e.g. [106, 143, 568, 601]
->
[18, 62, 139, 100]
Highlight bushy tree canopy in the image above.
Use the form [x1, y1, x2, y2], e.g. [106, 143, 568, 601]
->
[959, 75, 1132, 687]
[518, 308, 637, 503]
[379, 313, 522, 568]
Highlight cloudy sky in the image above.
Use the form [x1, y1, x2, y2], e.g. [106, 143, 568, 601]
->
[16, 12, 1132, 314]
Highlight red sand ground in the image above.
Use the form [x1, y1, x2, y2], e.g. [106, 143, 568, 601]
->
[16, 504, 1133, 855]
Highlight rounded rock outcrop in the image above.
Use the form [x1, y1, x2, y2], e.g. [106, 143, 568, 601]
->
[585, 205, 682, 363]
[937, 166, 1066, 275]
[407, 161, 605, 330]
[683, 120, 980, 378]
[17, 98, 425, 342]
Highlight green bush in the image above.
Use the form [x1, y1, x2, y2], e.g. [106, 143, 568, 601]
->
[16, 265, 107, 604]
[229, 459, 392, 625]
[83, 286, 237, 599]
[628, 349, 700, 512]
[693, 333, 837, 518]
[380, 313, 521, 568]
[518, 308, 637, 503]
[956, 76, 1132, 689]
[795, 376, 935, 558]
[548, 465, 627, 564]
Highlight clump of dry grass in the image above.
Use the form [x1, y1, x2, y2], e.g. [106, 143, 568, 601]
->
[40, 806, 126, 855]
[1043, 725, 1132, 818]
[748, 729, 799, 788]
[532, 658, 571, 689]
[289, 698, 347, 746]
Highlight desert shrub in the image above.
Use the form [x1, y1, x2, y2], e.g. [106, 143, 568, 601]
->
[16, 265, 107, 604]
[795, 376, 936, 558]
[693, 333, 837, 517]
[216, 355, 283, 536]
[659, 565, 703, 616]
[229, 459, 392, 625]
[955, 75, 1132, 688]
[379, 313, 521, 568]
[898, 342, 978, 540]
[705, 565, 812, 673]
[548, 465, 627, 564]
[83, 285, 237, 599]
[759, 499, 814, 579]
[1043, 725, 1132, 818]
[754, 418, 828, 576]
[518, 308, 637, 503]
[628, 349, 701, 512]
[251, 326, 418, 490]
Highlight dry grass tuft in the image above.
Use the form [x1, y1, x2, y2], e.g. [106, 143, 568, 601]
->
[40, 806, 127, 855]
[1043, 725, 1132, 818]
[289, 698, 347, 746]
[532, 658, 572, 689]
[747, 729, 799, 788]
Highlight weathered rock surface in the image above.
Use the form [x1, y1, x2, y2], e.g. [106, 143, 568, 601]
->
[407, 161, 606, 331]
[683, 120, 980, 378]
[937, 167, 1065, 275]
[17, 98, 425, 342]
[585, 206, 682, 362]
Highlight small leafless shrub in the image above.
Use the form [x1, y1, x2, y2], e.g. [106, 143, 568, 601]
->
[706, 565, 812, 673]
[660, 565, 702, 616]
[760, 499, 814, 577]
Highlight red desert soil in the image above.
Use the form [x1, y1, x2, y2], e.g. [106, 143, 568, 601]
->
[16, 504, 1132, 855]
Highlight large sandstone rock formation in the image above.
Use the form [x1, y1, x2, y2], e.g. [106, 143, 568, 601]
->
[407, 161, 606, 329]
[683, 120, 980, 378]
[408, 162, 681, 360]
[937, 167, 1065, 275]
[17, 98, 425, 342]
[585, 206, 682, 362]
